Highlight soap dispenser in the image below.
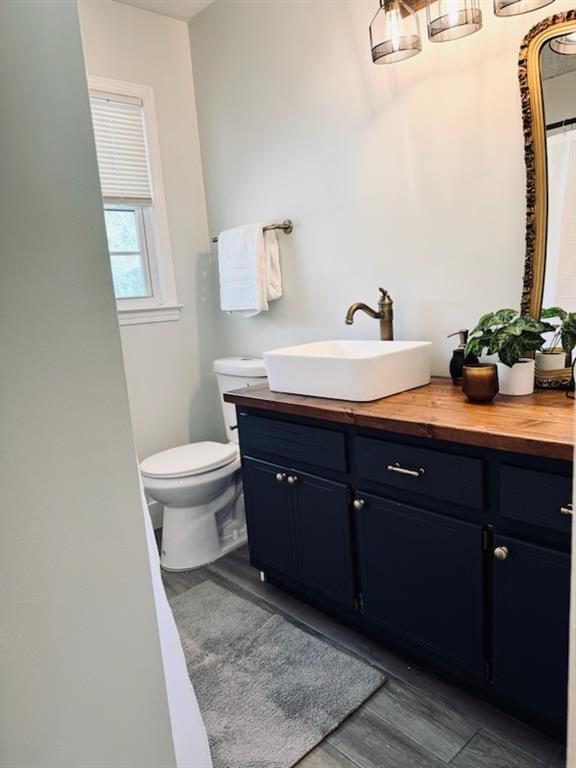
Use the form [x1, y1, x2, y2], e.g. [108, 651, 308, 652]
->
[447, 330, 478, 385]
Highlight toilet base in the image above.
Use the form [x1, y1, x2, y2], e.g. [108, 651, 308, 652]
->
[160, 531, 247, 572]
[159, 487, 246, 571]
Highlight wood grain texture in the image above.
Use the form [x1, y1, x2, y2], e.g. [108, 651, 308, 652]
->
[364, 679, 477, 762]
[295, 742, 359, 768]
[328, 707, 447, 768]
[451, 731, 543, 768]
[225, 377, 574, 461]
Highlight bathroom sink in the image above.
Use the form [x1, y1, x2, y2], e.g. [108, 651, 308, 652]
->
[264, 340, 432, 402]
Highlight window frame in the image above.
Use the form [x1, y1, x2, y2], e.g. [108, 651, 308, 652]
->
[88, 76, 182, 325]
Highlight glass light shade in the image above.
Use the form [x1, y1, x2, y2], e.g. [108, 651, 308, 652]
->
[550, 31, 576, 55]
[494, 0, 554, 17]
[370, 0, 422, 64]
[427, 1, 482, 42]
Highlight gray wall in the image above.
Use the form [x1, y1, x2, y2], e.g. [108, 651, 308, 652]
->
[79, 0, 223, 461]
[0, 2, 179, 765]
[189, 0, 571, 374]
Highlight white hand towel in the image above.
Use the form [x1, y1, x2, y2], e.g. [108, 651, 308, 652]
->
[218, 223, 283, 317]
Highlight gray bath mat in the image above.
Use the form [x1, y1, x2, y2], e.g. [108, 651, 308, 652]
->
[171, 580, 385, 768]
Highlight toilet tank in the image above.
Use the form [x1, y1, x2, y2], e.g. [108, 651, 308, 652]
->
[213, 357, 267, 444]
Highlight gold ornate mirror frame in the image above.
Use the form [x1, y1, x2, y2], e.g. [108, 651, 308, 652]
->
[519, 10, 576, 318]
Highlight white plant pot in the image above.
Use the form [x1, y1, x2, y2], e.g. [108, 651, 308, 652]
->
[497, 359, 535, 396]
[535, 350, 566, 372]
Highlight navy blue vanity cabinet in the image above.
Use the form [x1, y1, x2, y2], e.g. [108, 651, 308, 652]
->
[292, 470, 355, 610]
[243, 457, 356, 610]
[243, 458, 298, 580]
[493, 535, 570, 725]
[356, 492, 485, 676]
[230, 395, 573, 737]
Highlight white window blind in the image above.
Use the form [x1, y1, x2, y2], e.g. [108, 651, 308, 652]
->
[90, 92, 153, 205]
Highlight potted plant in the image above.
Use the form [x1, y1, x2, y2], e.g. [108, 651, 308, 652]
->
[465, 309, 554, 396]
[537, 307, 576, 371]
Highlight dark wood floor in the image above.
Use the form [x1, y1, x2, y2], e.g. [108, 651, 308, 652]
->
[161, 544, 565, 768]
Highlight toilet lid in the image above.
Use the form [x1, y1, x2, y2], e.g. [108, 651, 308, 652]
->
[140, 442, 238, 479]
[213, 357, 267, 377]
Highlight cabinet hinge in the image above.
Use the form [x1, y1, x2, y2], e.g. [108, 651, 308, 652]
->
[354, 593, 364, 614]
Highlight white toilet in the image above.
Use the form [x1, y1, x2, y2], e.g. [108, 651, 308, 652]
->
[140, 357, 267, 571]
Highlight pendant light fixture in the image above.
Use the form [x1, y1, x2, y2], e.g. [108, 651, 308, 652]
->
[493, 0, 554, 17]
[426, 1, 482, 43]
[550, 31, 576, 55]
[369, 0, 422, 64]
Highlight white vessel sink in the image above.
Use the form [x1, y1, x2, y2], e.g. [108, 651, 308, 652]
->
[264, 340, 432, 402]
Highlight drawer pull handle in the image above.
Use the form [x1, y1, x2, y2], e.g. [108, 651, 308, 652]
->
[353, 499, 365, 511]
[287, 475, 298, 485]
[275, 472, 286, 483]
[387, 462, 425, 478]
[494, 546, 509, 561]
[560, 504, 573, 515]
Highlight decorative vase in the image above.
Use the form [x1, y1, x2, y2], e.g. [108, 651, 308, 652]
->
[496, 359, 535, 396]
[535, 350, 566, 372]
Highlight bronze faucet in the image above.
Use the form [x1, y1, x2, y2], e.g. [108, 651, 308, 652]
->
[345, 288, 394, 341]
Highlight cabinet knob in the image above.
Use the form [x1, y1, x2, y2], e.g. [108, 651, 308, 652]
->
[560, 503, 573, 516]
[275, 472, 286, 483]
[353, 499, 365, 511]
[494, 546, 509, 561]
[287, 475, 298, 485]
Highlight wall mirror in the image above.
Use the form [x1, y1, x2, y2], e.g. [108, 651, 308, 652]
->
[520, 10, 576, 322]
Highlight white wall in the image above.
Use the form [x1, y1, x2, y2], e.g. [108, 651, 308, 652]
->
[189, 0, 575, 375]
[0, 2, 209, 765]
[79, 0, 222, 461]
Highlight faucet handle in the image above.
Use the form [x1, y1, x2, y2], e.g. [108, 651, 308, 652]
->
[378, 287, 392, 305]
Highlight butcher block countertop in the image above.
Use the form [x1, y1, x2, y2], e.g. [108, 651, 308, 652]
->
[224, 377, 574, 461]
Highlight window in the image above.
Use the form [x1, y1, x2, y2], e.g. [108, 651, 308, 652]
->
[104, 206, 153, 299]
[89, 77, 180, 324]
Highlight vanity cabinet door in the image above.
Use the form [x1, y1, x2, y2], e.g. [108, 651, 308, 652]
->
[243, 458, 297, 580]
[356, 492, 484, 676]
[292, 471, 355, 610]
[492, 535, 570, 725]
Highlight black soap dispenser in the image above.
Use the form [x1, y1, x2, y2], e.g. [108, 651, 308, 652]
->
[447, 330, 478, 385]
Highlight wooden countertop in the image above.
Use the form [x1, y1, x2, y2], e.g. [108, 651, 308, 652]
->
[225, 377, 574, 461]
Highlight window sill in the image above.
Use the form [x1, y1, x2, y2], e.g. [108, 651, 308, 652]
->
[118, 304, 183, 326]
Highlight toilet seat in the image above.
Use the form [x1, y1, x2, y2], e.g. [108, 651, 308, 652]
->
[140, 441, 238, 479]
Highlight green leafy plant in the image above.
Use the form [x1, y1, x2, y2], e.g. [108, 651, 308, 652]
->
[465, 309, 554, 368]
[540, 308, 576, 364]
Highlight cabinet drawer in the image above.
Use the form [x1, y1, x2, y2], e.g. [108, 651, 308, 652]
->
[354, 436, 483, 510]
[500, 466, 572, 534]
[238, 412, 347, 472]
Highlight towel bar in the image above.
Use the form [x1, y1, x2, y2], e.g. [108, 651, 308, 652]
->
[211, 219, 293, 244]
